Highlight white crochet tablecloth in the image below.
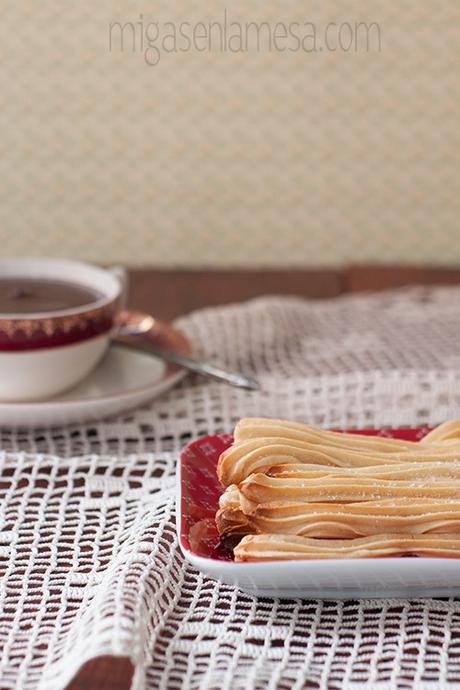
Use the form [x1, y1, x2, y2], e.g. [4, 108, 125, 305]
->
[3, 286, 460, 690]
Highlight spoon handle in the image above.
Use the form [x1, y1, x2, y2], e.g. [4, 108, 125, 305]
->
[114, 337, 260, 391]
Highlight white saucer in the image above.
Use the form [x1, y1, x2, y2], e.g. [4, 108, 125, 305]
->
[0, 343, 186, 428]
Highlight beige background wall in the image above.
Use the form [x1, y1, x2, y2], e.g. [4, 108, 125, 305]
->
[0, 1, 459, 267]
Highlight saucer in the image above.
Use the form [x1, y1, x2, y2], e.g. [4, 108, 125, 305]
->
[0, 325, 191, 428]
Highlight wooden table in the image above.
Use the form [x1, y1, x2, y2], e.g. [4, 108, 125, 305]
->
[66, 263, 460, 690]
[126, 266, 460, 321]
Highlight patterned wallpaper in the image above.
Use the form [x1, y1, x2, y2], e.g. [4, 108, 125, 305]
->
[0, 1, 459, 267]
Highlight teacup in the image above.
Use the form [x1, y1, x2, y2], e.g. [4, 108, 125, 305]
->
[0, 258, 125, 401]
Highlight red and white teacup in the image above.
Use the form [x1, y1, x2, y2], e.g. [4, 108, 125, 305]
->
[0, 258, 125, 401]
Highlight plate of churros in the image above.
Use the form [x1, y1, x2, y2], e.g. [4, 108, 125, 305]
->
[177, 418, 460, 598]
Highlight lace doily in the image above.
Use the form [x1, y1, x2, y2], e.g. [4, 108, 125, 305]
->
[2, 286, 460, 690]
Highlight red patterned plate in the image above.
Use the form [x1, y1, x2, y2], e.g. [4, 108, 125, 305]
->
[175, 425, 460, 599]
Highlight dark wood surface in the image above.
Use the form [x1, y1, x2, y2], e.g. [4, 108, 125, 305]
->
[65, 264, 460, 690]
[66, 657, 134, 690]
[126, 268, 344, 321]
[126, 266, 460, 321]
[346, 265, 460, 293]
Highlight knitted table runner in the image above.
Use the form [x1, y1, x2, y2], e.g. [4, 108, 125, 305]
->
[2, 287, 460, 690]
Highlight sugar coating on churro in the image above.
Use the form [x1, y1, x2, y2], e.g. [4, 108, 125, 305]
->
[216, 418, 460, 560]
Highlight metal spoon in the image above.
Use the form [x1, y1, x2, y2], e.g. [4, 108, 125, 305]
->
[113, 311, 260, 392]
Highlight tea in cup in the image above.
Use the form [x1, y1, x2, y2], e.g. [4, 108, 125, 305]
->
[0, 258, 124, 401]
